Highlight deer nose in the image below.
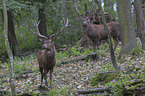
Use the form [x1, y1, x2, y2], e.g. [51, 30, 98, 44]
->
[42, 44, 47, 48]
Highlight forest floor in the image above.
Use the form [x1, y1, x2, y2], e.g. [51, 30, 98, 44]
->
[0, 41, 145, 95]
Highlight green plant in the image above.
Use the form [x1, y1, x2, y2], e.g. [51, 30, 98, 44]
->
[13, 54, 37, 73]
[46, 86, 69, 96]
[83, 47, 94, 55]
[70, 47, 81, 56]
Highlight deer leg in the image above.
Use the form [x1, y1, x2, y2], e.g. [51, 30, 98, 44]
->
[49, 68, 53, 88]
[93, 40, 99, 52]
[39, 67, 43, 85]
[44, 69, 48, 87]
[113, 37, 118, 51]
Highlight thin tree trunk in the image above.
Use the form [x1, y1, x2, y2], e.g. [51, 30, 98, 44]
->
[134, 0, 145, 49]
[2, 0, 16, 95]
[117, 0, 138, 56]
[96, 0, 120, 72]
[8, 11, 19, 56]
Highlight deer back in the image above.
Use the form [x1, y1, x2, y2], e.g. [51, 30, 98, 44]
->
[106, 21, 120, 39]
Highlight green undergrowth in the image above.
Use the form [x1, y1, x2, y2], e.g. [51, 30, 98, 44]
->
[90, 73, 118, 86]
[56, 46, 94, 63]
[2, 53, 38, 75]
[17, 86, 70, 96]
[1, 44, 145, 96]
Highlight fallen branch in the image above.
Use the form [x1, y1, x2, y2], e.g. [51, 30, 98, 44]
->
[60, 52, 98, 64]
[95, 71, 120, 74]
[0, 74, 6, 78]
[76, 79, 145, 95]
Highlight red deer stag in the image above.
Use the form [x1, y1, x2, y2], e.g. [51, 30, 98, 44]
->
[31, 19, 70, 88]
[75, 1, 121, 52]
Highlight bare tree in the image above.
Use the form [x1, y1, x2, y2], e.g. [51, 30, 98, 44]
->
[134, 0, 145, 49]
[2, 0, 16, 95]
[117, 0, 138, 56]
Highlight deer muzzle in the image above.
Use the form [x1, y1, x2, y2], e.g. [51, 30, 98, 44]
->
[83, 22, 87, 27]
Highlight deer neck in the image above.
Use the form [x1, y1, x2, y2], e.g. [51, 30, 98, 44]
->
[44, 45, 55, 58]
[83, 23, 92, 35]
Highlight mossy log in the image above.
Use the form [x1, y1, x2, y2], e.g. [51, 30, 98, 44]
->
[77, 87, 111, 94]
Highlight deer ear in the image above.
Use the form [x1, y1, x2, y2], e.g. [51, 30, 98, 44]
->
[79, 17, 83, 20]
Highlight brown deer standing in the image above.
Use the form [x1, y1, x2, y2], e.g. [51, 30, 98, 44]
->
[75, 1, 121, 52]
[31, 19, 70, 88]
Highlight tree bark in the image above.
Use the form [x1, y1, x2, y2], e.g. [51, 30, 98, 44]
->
[142, 0, 145, 17]
[134, 0, 145, 49]
[8, 11, 19, 56]
[117, 0, 138, 56]
[38, 6, 47, 36]
[2, 0, 16, 95]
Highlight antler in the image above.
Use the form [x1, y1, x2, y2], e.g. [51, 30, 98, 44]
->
[87, 1, 95, 16]
[31, 20, 48, 39]
[74, 0, 95, 16]
[74, 0, 83, 16]
[50, 18, 71, 38]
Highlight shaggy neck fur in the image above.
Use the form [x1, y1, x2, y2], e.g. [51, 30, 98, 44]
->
[44, 44, 55, 62]
[83, 23, 92, 35]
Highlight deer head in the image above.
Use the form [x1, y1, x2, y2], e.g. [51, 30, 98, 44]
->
[74, 0, 95, 24]
[31, 18, 71, 50]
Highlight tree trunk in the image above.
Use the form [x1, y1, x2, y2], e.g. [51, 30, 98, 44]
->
[134, 0, 145, 49]
[38, 6, 47, 36]
[142, 0, 145, 17]
[8, 11, 19, 56]
[117, 0, 138, 56]
[2, 0, 16, 95]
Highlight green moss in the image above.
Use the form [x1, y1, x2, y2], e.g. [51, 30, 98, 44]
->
[112, 79, 143, 96]
[90, 73, 118, 86]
